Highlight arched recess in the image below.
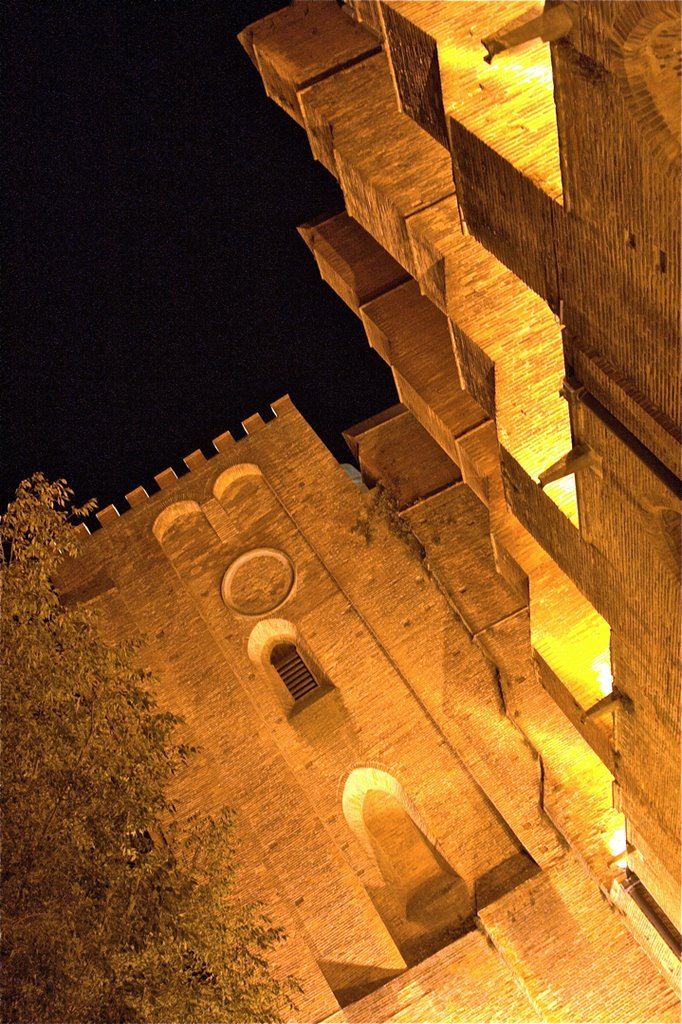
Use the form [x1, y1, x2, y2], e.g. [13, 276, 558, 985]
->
[640, 499, 682, 581]
[213, 463, 288, 553]
[152, 499, 226, 597]
[213, 463, 263, 501]
[612, 5, 681, 166]
[341, 768, 474, 966]
[342, 768, 431, 849]
[152, 500, 202, 542]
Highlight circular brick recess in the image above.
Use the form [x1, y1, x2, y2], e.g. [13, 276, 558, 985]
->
[613, 9, 681, 166]
[221, 548, 295, 616]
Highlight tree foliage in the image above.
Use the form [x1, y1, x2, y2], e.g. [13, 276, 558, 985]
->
[1, 474, 298, 1023]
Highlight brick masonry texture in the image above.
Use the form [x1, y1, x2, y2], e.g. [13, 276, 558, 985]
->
[64, 2, 682, 1019]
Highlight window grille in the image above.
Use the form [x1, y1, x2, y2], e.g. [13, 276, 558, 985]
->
[270, 643, 319, 701]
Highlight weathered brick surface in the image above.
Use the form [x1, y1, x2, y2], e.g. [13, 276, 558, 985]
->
[479, 856, 681, 1023]
[373, 2, 563, 307]
[450, 120, 562, 310]
[325, 928, 543, 1023]
[498, 424, 680, 923]
[342, 404, 462, 507]
[448, 432, 679, 923]
[62, 2, 682, 1014]
[378, 2, 450, 148]
[300, 53, 456, 267]
[478, 607, 624, 883]
[71, 386, 680, 1009]
[297, 213, 410, 316]
[359, 280, 488, 461]
[551, 9, 680, 460]
[345, 0, 384, 39]
[453, 420, 499, 508]
[75, 401, 570, 1012]
[284, 25, 577, 518]
[404, 482, 524, 636]
[367, 0, 681, 470]
[238, 1, 380, 127]
[627, 818, 682, 937]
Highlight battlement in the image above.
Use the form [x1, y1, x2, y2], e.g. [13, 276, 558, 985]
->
[77, 395, 294, 537]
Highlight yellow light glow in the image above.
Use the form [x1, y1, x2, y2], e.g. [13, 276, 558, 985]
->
[500, 56, 555, 89]
[543, 475, 580, 527]
[607, 824, 627, 868]
[593, 652, 613, 696]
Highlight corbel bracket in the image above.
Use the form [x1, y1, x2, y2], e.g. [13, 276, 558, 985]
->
[481, 3, 573, 64]
[581, 688, 633, 724]
[539, 443, 602, 487]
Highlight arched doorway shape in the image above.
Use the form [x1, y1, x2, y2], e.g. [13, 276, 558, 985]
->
[341, 768, 474, 965]
[343, 768, 433, 853]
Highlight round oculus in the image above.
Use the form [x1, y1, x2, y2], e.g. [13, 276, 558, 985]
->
[221, 548, 295, 616]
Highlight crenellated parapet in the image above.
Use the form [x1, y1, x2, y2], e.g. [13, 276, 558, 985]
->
[77, 396, 294, 536]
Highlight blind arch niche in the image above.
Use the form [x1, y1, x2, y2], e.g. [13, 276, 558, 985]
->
[342, 768, 474, 965]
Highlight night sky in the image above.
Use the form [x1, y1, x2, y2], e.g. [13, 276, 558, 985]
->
[4, 1, 398, 518]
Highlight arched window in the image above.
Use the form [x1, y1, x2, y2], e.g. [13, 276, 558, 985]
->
[248, 621, 329, 712]
[270, 643, 319, 702]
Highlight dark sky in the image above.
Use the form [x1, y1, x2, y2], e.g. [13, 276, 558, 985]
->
[4, 0, 397, 518]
